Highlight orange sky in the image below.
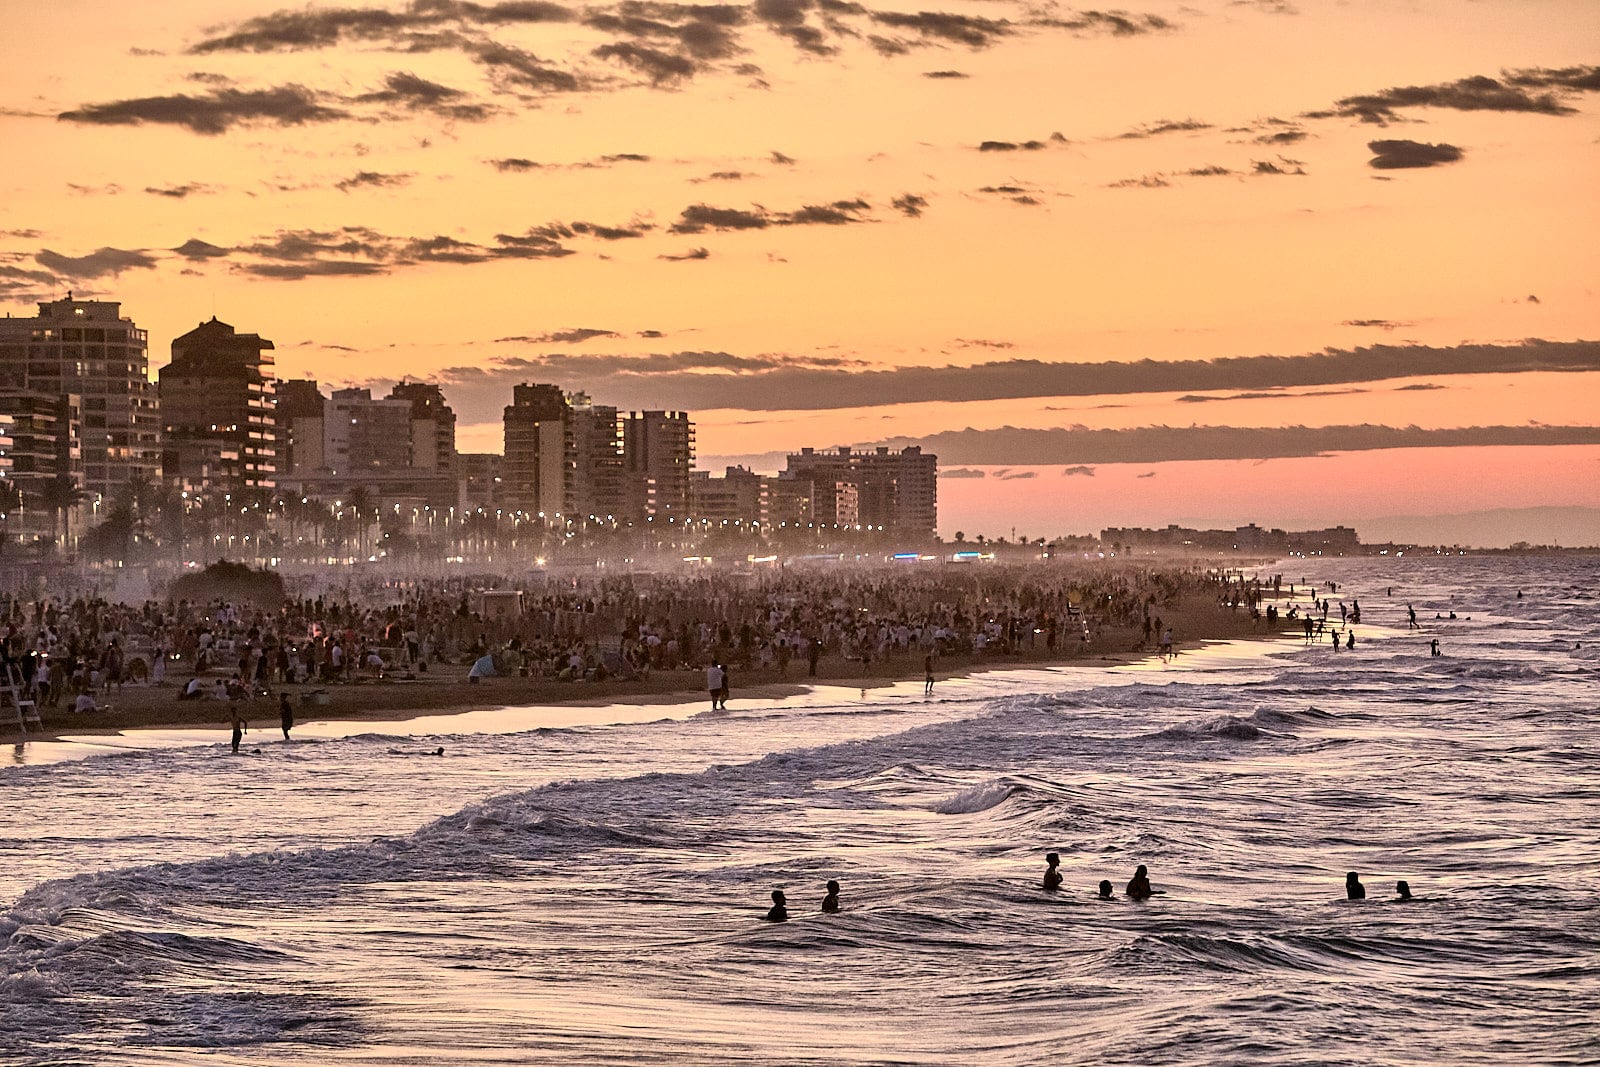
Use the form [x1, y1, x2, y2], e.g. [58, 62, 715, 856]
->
[2, 0, 1597, 543]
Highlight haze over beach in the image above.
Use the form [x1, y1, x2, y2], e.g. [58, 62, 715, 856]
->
[2, 0, 1597, 545]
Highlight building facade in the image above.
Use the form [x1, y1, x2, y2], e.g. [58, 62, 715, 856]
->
[502, 384, 571, 520]
[158, 317, 277, 493]
[0, 295, 160, 507]
[780, 445, 937, 537]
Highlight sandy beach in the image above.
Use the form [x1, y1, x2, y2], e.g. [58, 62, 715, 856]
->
[4, 591, 1275, 745]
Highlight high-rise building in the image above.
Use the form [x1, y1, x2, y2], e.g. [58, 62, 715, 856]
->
[275, 378, 326, 475]
[502, 384, 571, 520]
[457, 452, 502, 510]
[567, 393, 624, 527]
[324, 388, 413, 472]
[389, 381, 456, 476]
[0, 295, 160, 507]
[690, 466, 765, 526]
[781, 445, 937, 537]
[158, 317, 277, 492]
[621, 410, 693, 524]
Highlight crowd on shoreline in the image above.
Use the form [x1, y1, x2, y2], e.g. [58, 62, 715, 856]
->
[0, 563, 1285, 717]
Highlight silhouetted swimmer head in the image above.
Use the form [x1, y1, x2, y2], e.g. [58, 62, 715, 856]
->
[1395, 880, 1412, 901]
[1346, 872, 1366, 900]
[1097, 879, 1114, 900]
[822, 880, 840, 913]
[765, 889, 788, 922]
[1043, 852, 1063, 891]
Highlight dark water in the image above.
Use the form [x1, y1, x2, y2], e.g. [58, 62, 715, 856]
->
[3, 556, 1597, 1064]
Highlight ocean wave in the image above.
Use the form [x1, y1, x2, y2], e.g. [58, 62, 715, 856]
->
[935, 780, 1022, 815]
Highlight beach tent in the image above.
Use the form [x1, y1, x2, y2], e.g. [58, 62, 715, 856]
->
[468, 654, 497, 680]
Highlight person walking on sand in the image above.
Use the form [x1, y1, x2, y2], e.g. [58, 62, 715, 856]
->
[279, 692, 294, 741]
[1160, 628, 1173, 660]
[1407, 604, 1419, 630]
[924, 654, 935, 696]
[230, 710, 248, 755]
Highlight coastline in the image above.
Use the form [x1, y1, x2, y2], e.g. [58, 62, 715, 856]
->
[3, 592, 1282, 747]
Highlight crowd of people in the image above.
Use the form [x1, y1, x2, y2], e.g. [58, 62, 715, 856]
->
[0, 561, 1274, 717]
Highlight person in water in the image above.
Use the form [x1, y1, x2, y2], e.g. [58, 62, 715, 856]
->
[1126, 865, 1152, 900]
[1042, 852, 1063, 892]
[1097, 879, 1115, 900]
[1393, 880, 1413, 902]
[1430, 639, 1442, 657]
[230, 711, 247, 754]
[924, 654, 935, 696]
[765, 889, 788, 922]
[821, 880, 841, 913]
[1346, 872, 1366, 900]
[279, 692, 294, 741]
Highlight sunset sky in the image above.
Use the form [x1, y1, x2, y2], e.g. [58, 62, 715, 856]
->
[2, 0, 1597, 544]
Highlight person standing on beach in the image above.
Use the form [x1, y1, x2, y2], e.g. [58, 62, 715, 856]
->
[706, 662, 724, 710]
[808, 638, 821, 677]
[718, 663, 731, 709]
[924, 654, 935, 695]
[279, 692, 294, 741]
[1407, 604, 1419, 630]
[1160, 628, 1173, 660]
[230, 710, 248, 754]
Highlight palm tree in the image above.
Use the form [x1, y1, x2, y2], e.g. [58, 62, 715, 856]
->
[33, 475, 84, 553]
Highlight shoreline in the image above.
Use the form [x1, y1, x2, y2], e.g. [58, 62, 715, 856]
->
[4, 594, 1285, 748]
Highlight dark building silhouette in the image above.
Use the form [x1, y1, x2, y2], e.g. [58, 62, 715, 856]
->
[158, 317, 276, 492]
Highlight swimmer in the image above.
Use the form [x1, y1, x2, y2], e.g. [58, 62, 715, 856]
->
[1126, 864, 1152, 901]
[388, 746, 445, 756]
[765, 889, 788, 922]
[1430, 639, 1441, 657]
[1097, 879, 1115, 901]
[821, 880, 841, 913]
[1393, 880, 1413, 902]
[1043, 852, 1063, 892]
[1346, 872, 1366, 900]
[1346, 630, 1355, 650]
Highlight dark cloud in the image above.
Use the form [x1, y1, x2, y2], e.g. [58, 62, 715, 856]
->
[189, 2, 575, 54]
[752, 0, 835, 55]
[0, 229, 43, 239]
[1254, 127, 1306, 145]
[173, 238, 233, 260]
[660, 247, 711, 260]
[693, 170, 749, 182]
[1343, 319, 1413, 330]
[66, 183, 122, 197]
[1312, 71, 1593, 124]
[669, 198, 872, 232]
[1253, 158, 1305, 175]
[59, 85, 347, 135]
[939, 468, 986, 479]
[355, 71, 495, 120]
[1395, 383, 1443, 392]
[1061, 466, 1095, 477]
[1109, 174, 1169, 189]
[145, 183, 215, 198]
[883, 424, 1600, 465]
[527, 328, 621, 343]
[997, 470, 1036, 480]
[1184, 165, 1233, 177]
[490, 157, 543, 171]
[770, 150, 797, 165]
[1117, 118, 1210, 139]
[594, 41, 699, 83]
[35, 247, 158, 278]
[600, 152, 651, 163]
[1032, 11, 1171, 35]
[465, 39, 583, 92]
[1367, 139, 1463, 169]
[418, 339, 1600, 417]
[869, 11, 1010, 48]
[955, 338, 1013, 350]
[336, 170, 414, 192]
[923, 70, 968, 79]
[978, 139, 1046, 151]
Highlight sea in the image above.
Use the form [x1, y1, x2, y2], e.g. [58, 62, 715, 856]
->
[2, 555, 1596, 1066]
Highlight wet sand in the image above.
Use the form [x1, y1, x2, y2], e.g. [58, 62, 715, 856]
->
[4, 593, 1276, 745]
